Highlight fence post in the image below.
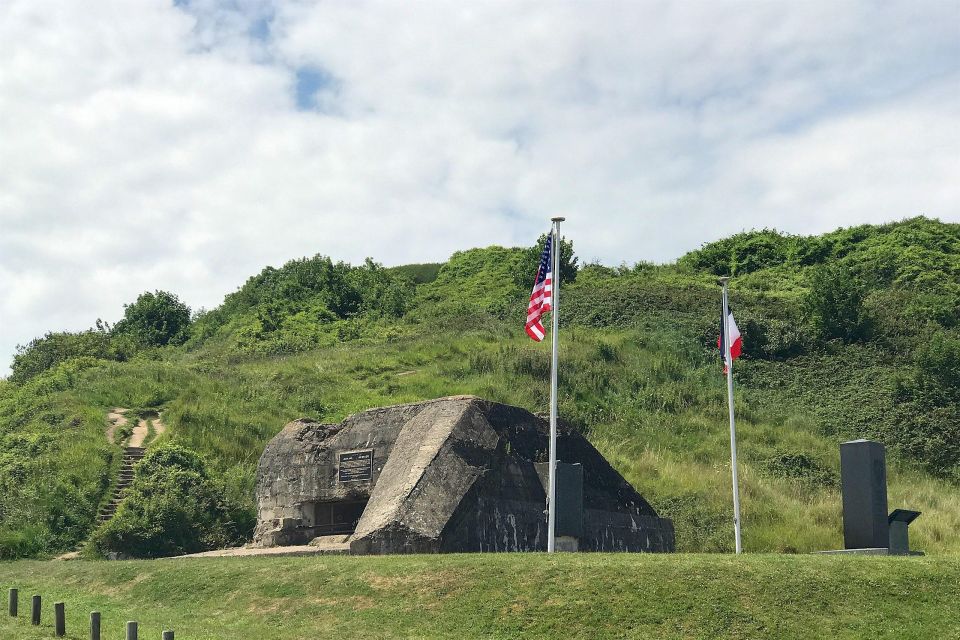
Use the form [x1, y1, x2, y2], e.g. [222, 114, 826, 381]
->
[91, 611, 101, 640]
[31, 595, 41, 625]
[126, 620, 138, 640]
[55, 602, 65, 636]
[7, 588, 16, 617]
[162, 631, 175, 640]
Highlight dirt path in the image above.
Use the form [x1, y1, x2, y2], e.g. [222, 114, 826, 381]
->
[151, 413, 167, 440]
[105, 408, 129, 445]
[172, 538, 350, 559]
[130, 412, 167, 447]
[107, 408, 166, 447]
[128, 418, 149, 448]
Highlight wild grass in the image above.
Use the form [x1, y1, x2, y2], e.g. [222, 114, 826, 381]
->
[6, 319, 957, 557]
[2, 218, 958, 558]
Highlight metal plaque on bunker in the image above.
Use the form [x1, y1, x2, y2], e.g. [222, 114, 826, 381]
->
[338, 449, 374, 483]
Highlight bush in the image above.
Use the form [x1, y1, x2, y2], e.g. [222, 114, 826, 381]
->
[760, 452, 838, 488]
[189, 256, 414, 354]
[679, 229, 797, 276]
[915, 331, 960, 400]
[803, 263, 873, 343]
[113, 290, 191, 347]
[10, 330, 114, 383]
[91, 443, 246, 558]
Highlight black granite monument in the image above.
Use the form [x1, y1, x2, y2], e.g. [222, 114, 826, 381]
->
[840, 439, 889, 550]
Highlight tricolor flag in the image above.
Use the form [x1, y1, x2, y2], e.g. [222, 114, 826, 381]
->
[718, 308, 742, 370]
[525, 234, 553, 341]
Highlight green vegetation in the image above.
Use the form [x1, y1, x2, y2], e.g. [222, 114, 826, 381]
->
[1, 216, 958, 559]
[90, 444, 248, 558]
[0, 554, 958, 639]
[112, 290, 192, 348]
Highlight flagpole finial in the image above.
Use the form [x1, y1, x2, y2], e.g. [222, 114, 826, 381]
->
[551, 216, 566, 223]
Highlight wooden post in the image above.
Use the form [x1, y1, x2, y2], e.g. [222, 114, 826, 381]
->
[162, 631, 174, 640]
[7, 588, 16, 617]
[90, 611, 101, 640]
[126, 620, 138, 640]
[31, 595, 40, 625]
[55, 602, 65, 636]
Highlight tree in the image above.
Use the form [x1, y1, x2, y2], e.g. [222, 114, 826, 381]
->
[113, 291, 191, 347]
[514, 234, 578, 290]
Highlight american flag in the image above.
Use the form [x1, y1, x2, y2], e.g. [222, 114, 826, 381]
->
[525, 234, 553, 341]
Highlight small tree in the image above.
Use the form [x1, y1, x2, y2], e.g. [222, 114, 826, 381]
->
[513, 234, 578, 290]
[113, 291, 191, 347]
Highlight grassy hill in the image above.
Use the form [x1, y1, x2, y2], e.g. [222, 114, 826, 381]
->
[1, 216, 958, 559]
[1, 554, 958, 639]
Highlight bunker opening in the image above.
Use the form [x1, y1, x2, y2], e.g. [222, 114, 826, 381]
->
[311, 500, 368, 536]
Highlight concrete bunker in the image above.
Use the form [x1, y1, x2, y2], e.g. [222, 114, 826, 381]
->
[253, 396, 674, 554]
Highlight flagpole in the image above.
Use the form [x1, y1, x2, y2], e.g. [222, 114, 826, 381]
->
[720, 277, 743, 554]
[547, 216, 564, 553]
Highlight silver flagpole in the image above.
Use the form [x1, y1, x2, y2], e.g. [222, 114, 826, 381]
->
[547, 216, 564, 553]
[719, 277, 743, 554]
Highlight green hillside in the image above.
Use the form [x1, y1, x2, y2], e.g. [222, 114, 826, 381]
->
[1, 216, 959, 559]
[1, 554, 958, 639]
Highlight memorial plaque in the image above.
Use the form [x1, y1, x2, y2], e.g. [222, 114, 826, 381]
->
[840, 439, 888, 549]
[338, 449, 374, 483]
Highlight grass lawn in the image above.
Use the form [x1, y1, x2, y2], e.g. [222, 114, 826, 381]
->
[0, 553, 957, 639]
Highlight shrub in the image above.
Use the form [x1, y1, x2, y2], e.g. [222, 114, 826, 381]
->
[679, 229, 796, 276]
[10, 330, 114, 383]
[803, 263, 873, 343]
[760, 452, 838, 488]
[91, 443, 246, 558]
[189, 256, 414, 354]
[915, 331, 960, 400]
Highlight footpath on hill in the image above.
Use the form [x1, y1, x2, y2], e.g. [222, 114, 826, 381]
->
[2, 554, 957, 639]
[55, 409, 169, 560]
[106, 408, 166, 447]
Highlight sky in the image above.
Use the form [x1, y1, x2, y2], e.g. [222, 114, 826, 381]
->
[1, 0, 958, 375]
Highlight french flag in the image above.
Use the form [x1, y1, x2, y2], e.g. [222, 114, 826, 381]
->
[718, 309, 742, 371]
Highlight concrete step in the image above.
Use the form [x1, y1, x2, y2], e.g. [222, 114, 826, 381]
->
[96, 446, 149, 525]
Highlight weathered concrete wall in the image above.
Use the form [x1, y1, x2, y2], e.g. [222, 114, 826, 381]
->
[253, 402, 421, 545]
[253, 396, 674, 553]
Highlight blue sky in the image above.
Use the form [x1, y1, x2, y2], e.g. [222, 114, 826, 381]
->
[0, 0, 958, 374]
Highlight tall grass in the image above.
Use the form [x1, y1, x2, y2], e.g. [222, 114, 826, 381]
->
[4, 319, 955, 557]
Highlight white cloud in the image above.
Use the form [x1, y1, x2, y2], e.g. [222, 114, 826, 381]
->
[0, 0, 958, 373]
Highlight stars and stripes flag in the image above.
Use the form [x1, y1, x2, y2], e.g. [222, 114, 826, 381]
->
[525, 234, 553, 341]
